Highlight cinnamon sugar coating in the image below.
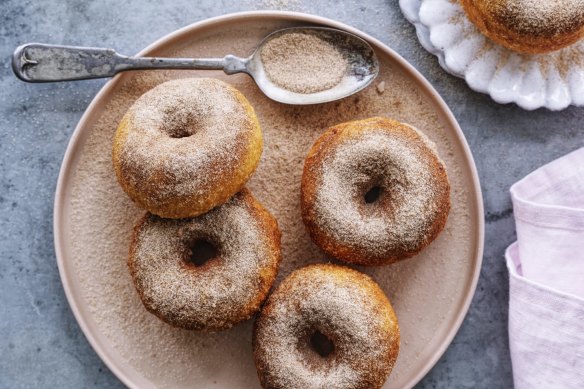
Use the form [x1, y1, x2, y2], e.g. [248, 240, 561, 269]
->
[112, 78, 263, 219]
[253, 264, 400, 389]
[301, 117, 450, 266]
[461, 0, 584, 54]
[128, 189, 281, 331]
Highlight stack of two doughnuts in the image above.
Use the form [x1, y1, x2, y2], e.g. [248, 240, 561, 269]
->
[112, 78, 281, 331]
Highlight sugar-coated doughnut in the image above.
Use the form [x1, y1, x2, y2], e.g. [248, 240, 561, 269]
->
[113, 78, 262, 219]
[128, 189, 281, 331]
[461, 0, 584, 54]
[253, 264, 400, 389]
[301, 117, 450, 266]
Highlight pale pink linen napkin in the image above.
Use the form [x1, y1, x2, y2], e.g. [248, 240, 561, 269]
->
[506, 147, 584, 388]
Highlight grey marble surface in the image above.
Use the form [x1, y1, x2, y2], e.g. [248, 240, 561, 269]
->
[0, 0, 582, 388]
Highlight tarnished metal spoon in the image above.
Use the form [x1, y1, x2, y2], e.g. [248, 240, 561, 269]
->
[12, 27, 379, 105]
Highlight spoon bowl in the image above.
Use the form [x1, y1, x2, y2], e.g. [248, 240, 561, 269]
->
[247, 27, 379, 104]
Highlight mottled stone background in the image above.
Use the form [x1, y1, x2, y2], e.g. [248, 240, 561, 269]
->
[1, 0, 582, 387]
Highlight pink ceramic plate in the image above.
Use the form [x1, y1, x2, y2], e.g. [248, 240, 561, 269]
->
[54, 11, 484, 389]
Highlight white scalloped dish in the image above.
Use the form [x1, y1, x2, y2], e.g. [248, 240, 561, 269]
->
[400, 0, 584, 111]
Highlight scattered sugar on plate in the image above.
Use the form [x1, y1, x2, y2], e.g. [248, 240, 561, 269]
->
[377, 81, 386, 94]
[65, 25, 476, 388]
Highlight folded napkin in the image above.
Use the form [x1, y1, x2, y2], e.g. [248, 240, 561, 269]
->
[506, 148, 584, 388]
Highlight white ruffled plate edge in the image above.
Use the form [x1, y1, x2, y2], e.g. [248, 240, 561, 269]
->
[399, 0, 584, 111]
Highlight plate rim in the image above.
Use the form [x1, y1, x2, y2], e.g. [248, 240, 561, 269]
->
[53, 10, 485, 389]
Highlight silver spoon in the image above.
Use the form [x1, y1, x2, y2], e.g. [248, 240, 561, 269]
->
[12, 27, 379, 105]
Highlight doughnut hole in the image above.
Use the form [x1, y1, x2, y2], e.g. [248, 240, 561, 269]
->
[364, 185, 383, 204]
[183, 238, 220, 268]
[359, 175, 386, 207]
[358, 167, 408, 211]
[297, 326, 338, 365]
[310, 330, 335, 357]
[163, 110, 205, 139]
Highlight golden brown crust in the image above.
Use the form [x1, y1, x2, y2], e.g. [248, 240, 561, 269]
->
[461, 0, 584, 54]
[128, 188, 281, 331]
[112, 78, 263, 219]
[253, 264, 400, 389]
[300, 117, 450, 266]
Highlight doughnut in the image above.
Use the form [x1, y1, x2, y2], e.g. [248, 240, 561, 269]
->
[128, 188, 281, 331]
[253, 264, 400, 389]
[112, 78, 263, 219]
[461, 0, 584, 54]
[301, 117, 450, 266]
